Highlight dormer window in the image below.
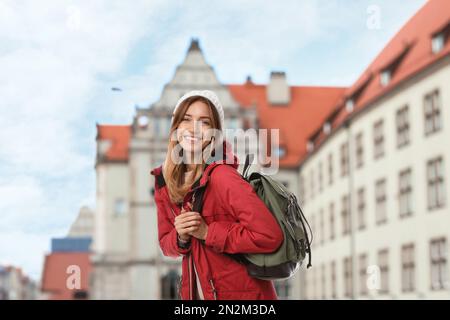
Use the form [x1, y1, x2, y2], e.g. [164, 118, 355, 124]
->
[307, 141, 314, 153]
[274, 145, 286, 158]
[380, 69, 391, 86]
[345, 99, 354, 112]
[323, 122, 331, 135]
[379, 42, 413, 87]
[432, 33, 445, 53]
[98, 140, 112, 156]
[431, 20, 450, 54]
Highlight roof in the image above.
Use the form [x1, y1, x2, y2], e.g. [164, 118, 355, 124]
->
[307, 0, 450, 158]
[229, 83, 346, 168]
[96, 124, 131, 162]
[41, 252, 92, 300]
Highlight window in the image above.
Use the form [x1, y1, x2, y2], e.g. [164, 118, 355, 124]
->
[328, 153, 333, 185]
[432, 33, 445, 53]
[375, 178, 387, 225]
[275, 145, 286, 158]
[341, 195, 350, 235]
[340, 142, 349, 177]
[153, 118, 160, 137]
[357, 187, 366, 230]
[355, 132, 364, 168]
[359, 253, 368, 296]
[329, 202, 335, 241]
[300, 174, 305, 203]
[378, 249, 389, 294]
[304, 267, 309, 299]
[310, 169, 315, 200]
[319, 208, 324, 246]
[424, 89, 442, 136]
[114, 199, 127, 216]
[344, 257, 353, 298]
[331, 261, 337, 299]
[373, 119, 385, 159]
[430, 237, 448, 290]
[380, 70, 391, 87]
[346, 99, 354, 112]
[312, 267, 317, 299]
[427, 157, 445, 210]
[318, 162, 323, 193]
[137, 115, 149, 128]
[396, 105, 410, 148]
[321, 264, 326, 299]
[399, 168, 413, 218]
[401, 244, 415, 293]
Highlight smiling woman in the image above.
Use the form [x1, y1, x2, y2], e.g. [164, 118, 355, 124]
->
[151, 90, 283, 300]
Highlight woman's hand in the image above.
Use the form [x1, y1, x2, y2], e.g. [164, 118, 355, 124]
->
[174, 202, 208, 241]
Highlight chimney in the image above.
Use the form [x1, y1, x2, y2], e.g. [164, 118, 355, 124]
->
[267, 71, 290, 105]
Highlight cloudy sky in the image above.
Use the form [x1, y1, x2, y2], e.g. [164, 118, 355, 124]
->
[0, 0, 427, 282]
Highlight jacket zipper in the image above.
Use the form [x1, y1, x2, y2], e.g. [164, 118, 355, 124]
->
[188, 253, 193, 300]
[209, 278, 217, 300]
[169, 181, 208, 300]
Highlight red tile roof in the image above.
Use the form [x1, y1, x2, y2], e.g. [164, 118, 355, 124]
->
[96, 124, 131, 162]
[41, 253, 91, 300]
[229, 83, 346, 168]
[307, 0, 450, 156]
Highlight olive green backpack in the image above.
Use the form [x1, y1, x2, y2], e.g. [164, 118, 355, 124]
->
[194, 154, 313, 280]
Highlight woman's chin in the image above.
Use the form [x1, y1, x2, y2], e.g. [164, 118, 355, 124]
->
[180, 142, 203, 155]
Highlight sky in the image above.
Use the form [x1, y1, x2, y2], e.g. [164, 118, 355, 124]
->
[0, 0, 427, 282]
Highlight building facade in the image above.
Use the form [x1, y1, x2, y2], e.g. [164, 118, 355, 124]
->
[297, 0, 450, 299]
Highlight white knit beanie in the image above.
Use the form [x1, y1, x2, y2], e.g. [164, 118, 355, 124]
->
[172, 90, 225, 130]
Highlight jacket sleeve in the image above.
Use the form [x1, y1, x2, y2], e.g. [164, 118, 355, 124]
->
[154, 186, 191, 257]
[204, 165, 284, 254]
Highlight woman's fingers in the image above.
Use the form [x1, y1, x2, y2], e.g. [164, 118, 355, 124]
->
[177, 225, 199, 236]
[175, 212, 201, 225]
[177, 220, 201, 229]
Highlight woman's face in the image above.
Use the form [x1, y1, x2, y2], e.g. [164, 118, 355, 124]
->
[176, 100, 213, 155]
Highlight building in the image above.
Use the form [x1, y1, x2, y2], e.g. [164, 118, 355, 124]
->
[0, 265, 39, 300]
[298, 0, 450, 299]
[41, 207, 94, 300]
[92, 38, 346, 299]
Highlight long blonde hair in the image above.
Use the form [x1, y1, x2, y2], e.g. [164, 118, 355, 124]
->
[162, 96, 222, 204]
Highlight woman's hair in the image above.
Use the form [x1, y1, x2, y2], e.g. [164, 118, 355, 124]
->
[163, 96, 222, 204]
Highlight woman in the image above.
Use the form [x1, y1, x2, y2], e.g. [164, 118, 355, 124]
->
[150, 90, 283, 300]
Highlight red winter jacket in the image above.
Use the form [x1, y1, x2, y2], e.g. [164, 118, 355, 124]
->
[150, 141, 284, 300]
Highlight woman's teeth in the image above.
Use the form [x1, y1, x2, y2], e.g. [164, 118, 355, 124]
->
[185, 136, 200, 142]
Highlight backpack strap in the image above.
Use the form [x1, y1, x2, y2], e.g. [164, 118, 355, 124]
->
[192, 165, 248, 265]
[242, 154, 254, 179]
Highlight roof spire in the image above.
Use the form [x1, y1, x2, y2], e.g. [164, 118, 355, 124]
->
[188, 38, 201, 52]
